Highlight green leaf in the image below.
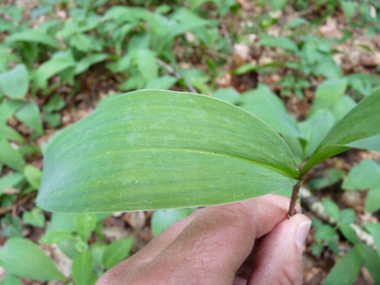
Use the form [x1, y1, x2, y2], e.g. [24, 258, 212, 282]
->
[0, 139, 25, 170]
[134, 49, 158, 83]
[15, 102, 43, 135]
[0, 272, 22, 285]
[364, 222, 380, 255]
[311, 243, 323, 255]
[342, 159, 380, 190]
[103, 238, 133, 270]
[342, 1, 355, 22]
[145, 76, 177, 90]
[76, 213, 97, 241]
[0, 238, 65, 280]
[366, 187, 380, 213]
[22, 207, 45, 227]
[0, 125, 24, 142]
[302, 89, 380, 175]
[0, 173, 24, 194]
[47, 213, 78, 233]
[339, 224, 358, 244]
[239, 85, 301, 137]
[32, 55, 76, 90]
[330, 95, 356, 121]
[42, 94, 66, 113]
[213, 87, 240, 104]
[339, 208, 355, 225]
[7, 29, 60, 48]
[2, 214, 22, 238]
[315, 224, 337, 242]
[0, 100, 25, 124]
[90, 242, 107, 269]
[308, 168, 343, 191]
[309, 78, 347, 115]
[299, 110, 335, 159]
[23, 165, 42, 189]
[357, 243, 380, 284]
[152, 208, 194, 236]
[0, 64, 29, 98]
[74, 53, 108, 75]
[324, 246, 361, 285]
[72, 250, 93, 285]
[322, 198, 340, 221]
[39, 229, 74, 245]
[37, 90, 299, 213]
[259, 36, 298, 51]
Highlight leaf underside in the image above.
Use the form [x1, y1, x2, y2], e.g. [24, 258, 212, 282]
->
[37, 90, 299, 213]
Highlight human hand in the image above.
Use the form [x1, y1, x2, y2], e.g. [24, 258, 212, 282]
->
[96, 194, 311, 285]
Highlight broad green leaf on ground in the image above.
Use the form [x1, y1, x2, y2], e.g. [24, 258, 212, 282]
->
[0, 64, 29, 98]
[15, 102, 43, 135]
[0, 125, 24, 142]
[74, 53, 109, 75]
[259, 36, 298, 51]
[330, 96, 356, 121]
[76, 214, 97, 241]
[0, 139, 25, 170]
[313, 57, 342, 79]
[6, 29, 60, 48]
[145, 76, 178, 90]
[0, 173, 24, 194]
[103, 238, 133, 270]
[42, 94, 66, 113]
[134, 49, 158, 83]
[309, 78, 347, 116]
[308, 168, 344, 191]
[324, 247, 361, 285]
[39, 230, 74, 245]
[37, 90, 299, 213]
[72, 250, 93, 285]
[339, 208, 355, 225]
[1, 215, 22, 238]
[46, 213, 78, 233]
[23, 165, 42, 189]
[152, 208, 195, 236]
[239, 85, 301, 137]
[357, 243, 380, 284]
[315, 224, 337, 242]
[0, 272, 22, 285]
[342, 159, 380, 190]
[301, 89, 380, 175]
[213, 87, 240, 104]
[322, 198, 340, 221]
[0, 100, 25, 124]
[342, 1, 355, 22]
[339, 224, 358, 244]
[364, 222, 380, 254]
[102, 6, 152, 24]
[299, 109, 335, 159]
[32, 54, 76, 90]
[365, 187, 380, 213]
[0, 238, 65, 280]
[22, 207, 45, 227]
[342, 159, 380, 212]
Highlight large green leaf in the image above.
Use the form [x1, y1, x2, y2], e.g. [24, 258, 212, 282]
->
[72, 250, 93, 285]
[0, 238, 65, 280]
[302, 89, 380, 175]
[0, 124, 24, 142]
[324, 246, 361, 285]
[7, 30, 60, 48]
[0, 139, 25, 170]
[103, 238, 133, 270]
[239, 85, 301, 137]
[0, 64, 29, 99]
[37, 90, 298, 212]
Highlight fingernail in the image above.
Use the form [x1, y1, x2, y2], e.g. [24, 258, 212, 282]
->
[296, 221, 311, 251]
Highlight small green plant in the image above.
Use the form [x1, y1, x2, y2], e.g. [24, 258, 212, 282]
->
[36, 88, 380, 216]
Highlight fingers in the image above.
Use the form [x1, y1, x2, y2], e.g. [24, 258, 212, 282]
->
[133, 194, 292, 284]
[248, 214, 311, 285]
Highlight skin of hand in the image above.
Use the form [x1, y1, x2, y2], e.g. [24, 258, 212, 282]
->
[96, 194, 311, 285]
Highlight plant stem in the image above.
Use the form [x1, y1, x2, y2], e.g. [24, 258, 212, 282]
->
[287, 181, 302, 218]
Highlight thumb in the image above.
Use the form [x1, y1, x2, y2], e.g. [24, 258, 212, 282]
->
[248, 214, 311, 285]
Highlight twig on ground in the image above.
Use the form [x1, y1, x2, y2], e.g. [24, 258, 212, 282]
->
[300, 186, 376, 250]
[155, 59, 198, 93]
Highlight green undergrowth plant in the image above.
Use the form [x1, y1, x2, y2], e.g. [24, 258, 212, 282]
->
[36, 88, 380, 215]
